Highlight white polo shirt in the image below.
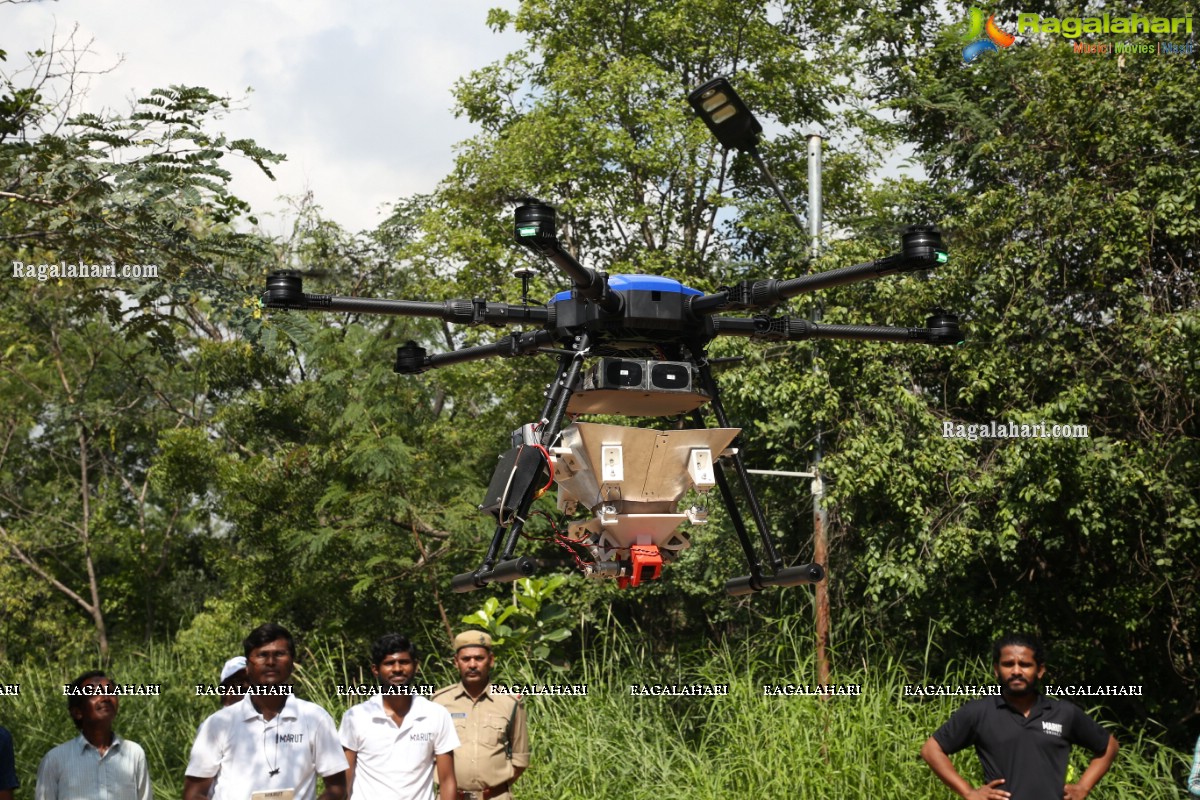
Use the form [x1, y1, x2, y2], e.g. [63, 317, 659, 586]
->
[339, 694, 460, 800]
[186, 694, 348, 800]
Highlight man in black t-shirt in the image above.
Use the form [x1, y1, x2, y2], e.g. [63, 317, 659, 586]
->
[920, 634, 1119, 800]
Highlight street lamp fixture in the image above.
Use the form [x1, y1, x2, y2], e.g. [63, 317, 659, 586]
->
[687, 77, 762, 153]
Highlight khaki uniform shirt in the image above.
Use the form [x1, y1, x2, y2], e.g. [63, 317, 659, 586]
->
[431, 682, 528, 796]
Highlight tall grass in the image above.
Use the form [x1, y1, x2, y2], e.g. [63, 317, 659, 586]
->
[515, 616, 1187, 799]
[0, 620, 1189, 798]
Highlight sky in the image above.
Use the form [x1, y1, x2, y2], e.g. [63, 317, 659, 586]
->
[4, 0, 524, 234]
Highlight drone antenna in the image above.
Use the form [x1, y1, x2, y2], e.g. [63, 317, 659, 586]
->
[514, 266, 536, 306]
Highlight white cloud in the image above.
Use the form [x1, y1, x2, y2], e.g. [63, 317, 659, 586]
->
[5, 0, 522, 232]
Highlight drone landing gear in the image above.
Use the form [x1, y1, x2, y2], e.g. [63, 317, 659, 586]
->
[449, 554, 537, 592]
[450, 338, 826, 595]
[690, 361, 826, 595]
[451, 337, 591, 593]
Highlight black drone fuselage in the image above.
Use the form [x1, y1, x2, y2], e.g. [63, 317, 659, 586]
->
[264, 204, 960, 372]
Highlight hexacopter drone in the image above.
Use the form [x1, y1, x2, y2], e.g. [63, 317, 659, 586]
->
[261, 78, 962, 596]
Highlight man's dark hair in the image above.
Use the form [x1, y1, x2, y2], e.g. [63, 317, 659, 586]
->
[243, 622, 296, 659]
[371, 633, 420, 667]
[991, 633, 1046, 666]
[66, 670, 112, 729]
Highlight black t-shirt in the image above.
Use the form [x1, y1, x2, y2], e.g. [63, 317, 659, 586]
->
[933, 694, 1110, 800]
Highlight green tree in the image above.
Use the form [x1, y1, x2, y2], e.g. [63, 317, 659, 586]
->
[732, 0, 1200, 740]
[0, 45, 283, 659]
[161, 197, 502, 646]
[441, 0, 867, 286]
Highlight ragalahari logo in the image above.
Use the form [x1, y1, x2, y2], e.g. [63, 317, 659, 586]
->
[962, 8, 1017, 63]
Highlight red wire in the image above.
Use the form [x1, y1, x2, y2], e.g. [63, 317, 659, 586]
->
[520, 510, 594, 569]
[531, 444, 554, 496]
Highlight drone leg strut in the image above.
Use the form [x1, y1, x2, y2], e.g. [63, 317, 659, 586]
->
[451, 335, 591, 593]
[539, 334, 591, 450]
[537, 355, 571, 423]
[481, 522, 507, 570]
[695, 360, 826, 595]
[696, 361, 785, 570]
[690, 410, 766, 585]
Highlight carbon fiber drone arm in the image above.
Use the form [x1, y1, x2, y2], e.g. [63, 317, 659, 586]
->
[689, 226, 947, 314]
[395, 330, 559, 374]
[707, 311, 962, 345]
[261, 271, 551, 327]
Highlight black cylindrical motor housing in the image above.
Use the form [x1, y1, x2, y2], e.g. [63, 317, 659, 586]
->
[900, 225, 945, 270]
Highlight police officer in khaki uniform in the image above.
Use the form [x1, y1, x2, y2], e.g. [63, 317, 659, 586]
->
[431, 632, 528, 800]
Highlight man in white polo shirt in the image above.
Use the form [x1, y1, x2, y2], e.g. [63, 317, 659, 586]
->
[339, 633, 458, 800]
[183, 623, 348, 800]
